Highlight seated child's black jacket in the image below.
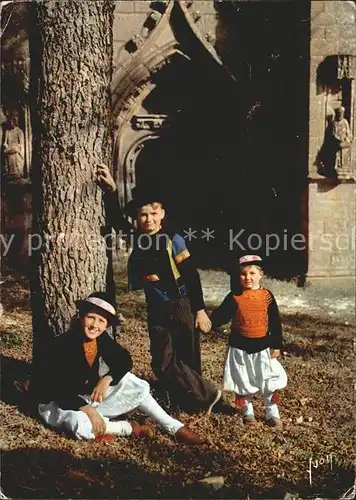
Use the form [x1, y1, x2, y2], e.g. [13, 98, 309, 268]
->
[36, 326, 133, 410]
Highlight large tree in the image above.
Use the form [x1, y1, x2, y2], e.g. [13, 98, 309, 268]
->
[30, 0, 115, 367]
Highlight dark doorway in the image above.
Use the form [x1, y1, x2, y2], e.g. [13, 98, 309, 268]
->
[130, 1, 310, 277]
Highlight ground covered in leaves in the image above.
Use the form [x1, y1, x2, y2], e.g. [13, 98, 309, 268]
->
[0, 269, 355, 499]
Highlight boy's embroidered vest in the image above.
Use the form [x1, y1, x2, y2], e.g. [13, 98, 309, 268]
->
[232, 289, 272, 338]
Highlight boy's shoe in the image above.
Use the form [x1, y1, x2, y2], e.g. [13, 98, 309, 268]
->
[208, 392, 235, 415]
[131, 422, 155, 439]
[206, 389, 222, 415]
[151, 386, 174, 413]
[267, 417, 283, 428]
[13, 379, 30, 395]
[211, 400, 236, 415]
[174, 426, 206, 445]
[243, 415, 257, 426]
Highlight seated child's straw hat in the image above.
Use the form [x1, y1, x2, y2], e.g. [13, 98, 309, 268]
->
[75, 292, 120, 326]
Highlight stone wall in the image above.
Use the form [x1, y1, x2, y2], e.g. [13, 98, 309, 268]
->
[308, 181, 355, 277]
[113, 1, 152, 70]
[112, 1, 219, 71]
[309, 0, 356, 176]
[307, 0, 356, 280]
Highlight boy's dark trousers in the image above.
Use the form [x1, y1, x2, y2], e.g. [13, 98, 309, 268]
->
[147, 296, 217, 412]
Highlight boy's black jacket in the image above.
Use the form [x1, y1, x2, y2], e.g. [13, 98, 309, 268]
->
[104, 191, 205, 312]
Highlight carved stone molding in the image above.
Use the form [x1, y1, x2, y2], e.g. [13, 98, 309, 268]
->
[125, 34, 145, 54]
[122, 1, 172, 59]
[177, 1, 236, 82]
[336, 168, 356, 181]
[113, 48, 188, 118]
[191, 11, 201, 23]
[205, 32, 216, 44]
[111, 0, 239, 209]
[124, 135, 160, 202]
[337, 55, 355, 80]
[1, 58, 30, 91]
[132, 114, 170, 131]
[145, 10, 162, 30]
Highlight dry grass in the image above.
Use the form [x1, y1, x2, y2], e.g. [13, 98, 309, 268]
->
[0, 270, 355, 499]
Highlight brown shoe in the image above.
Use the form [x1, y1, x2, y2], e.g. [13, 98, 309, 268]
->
[131, 422, 155, 439]
[267, 417, 283, 428]
[174, 426, 206, 445]
[243, 415, 257, 426]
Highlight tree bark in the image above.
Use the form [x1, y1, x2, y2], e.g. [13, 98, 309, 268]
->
[30, 0, 115, 365]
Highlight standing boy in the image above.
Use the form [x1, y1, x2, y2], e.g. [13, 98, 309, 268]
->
[97, 165, 222, 413]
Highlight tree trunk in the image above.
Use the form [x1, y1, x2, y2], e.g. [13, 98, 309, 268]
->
[30, 0, 115, 365]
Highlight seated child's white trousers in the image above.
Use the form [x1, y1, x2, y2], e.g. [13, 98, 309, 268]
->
[38, 372, 183, 439]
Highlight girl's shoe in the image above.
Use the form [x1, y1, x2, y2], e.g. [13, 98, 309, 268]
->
[267, 417, 283, 428]
[243, 415, 257, 426]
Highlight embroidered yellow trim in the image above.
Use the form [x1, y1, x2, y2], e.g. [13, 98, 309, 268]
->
[167, 239, 181, 280]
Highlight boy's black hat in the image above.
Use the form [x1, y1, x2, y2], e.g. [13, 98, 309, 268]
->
[75, 292, 119, 326]
[124, 184, 166, 218]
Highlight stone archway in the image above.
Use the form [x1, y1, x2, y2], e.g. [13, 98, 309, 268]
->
[110, 0, 310, 274]
[110, 1, 237, 212]
[123, 133, 161, 201]
[113, 48, 240, 245]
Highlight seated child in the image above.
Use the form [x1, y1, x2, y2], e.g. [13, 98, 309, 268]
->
[37, 292, 204, 444]
[211, 255, 287, 427]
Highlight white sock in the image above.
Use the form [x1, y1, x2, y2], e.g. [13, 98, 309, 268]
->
[244, 398, 254, 417]
[264, 394, 280, 419]
[138, 393, 183, 435]
[105, 419, 133, 437]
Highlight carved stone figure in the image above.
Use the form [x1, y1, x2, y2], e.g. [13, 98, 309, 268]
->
[0, 111, 30, 271]
[316, 105, 354, 177]
[331, 106, 353, 170]
[0, 111, 25, 180]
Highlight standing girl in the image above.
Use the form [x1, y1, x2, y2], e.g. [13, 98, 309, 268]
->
[211, 255, 287, 427]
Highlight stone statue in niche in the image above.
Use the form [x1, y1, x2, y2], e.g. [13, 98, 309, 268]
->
[316, 105, 354, 178]
[331, 106, 353, 171]
[0, 110, 25, 180]
[0, 110, 31, 271]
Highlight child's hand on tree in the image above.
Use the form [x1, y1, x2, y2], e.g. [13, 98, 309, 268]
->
[195, 309, 212, 333]
[270, 349, 280, 359]
[91, 375, 113, 403]
[80, 405, 106, 436]
[96, 164, 117, 192]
